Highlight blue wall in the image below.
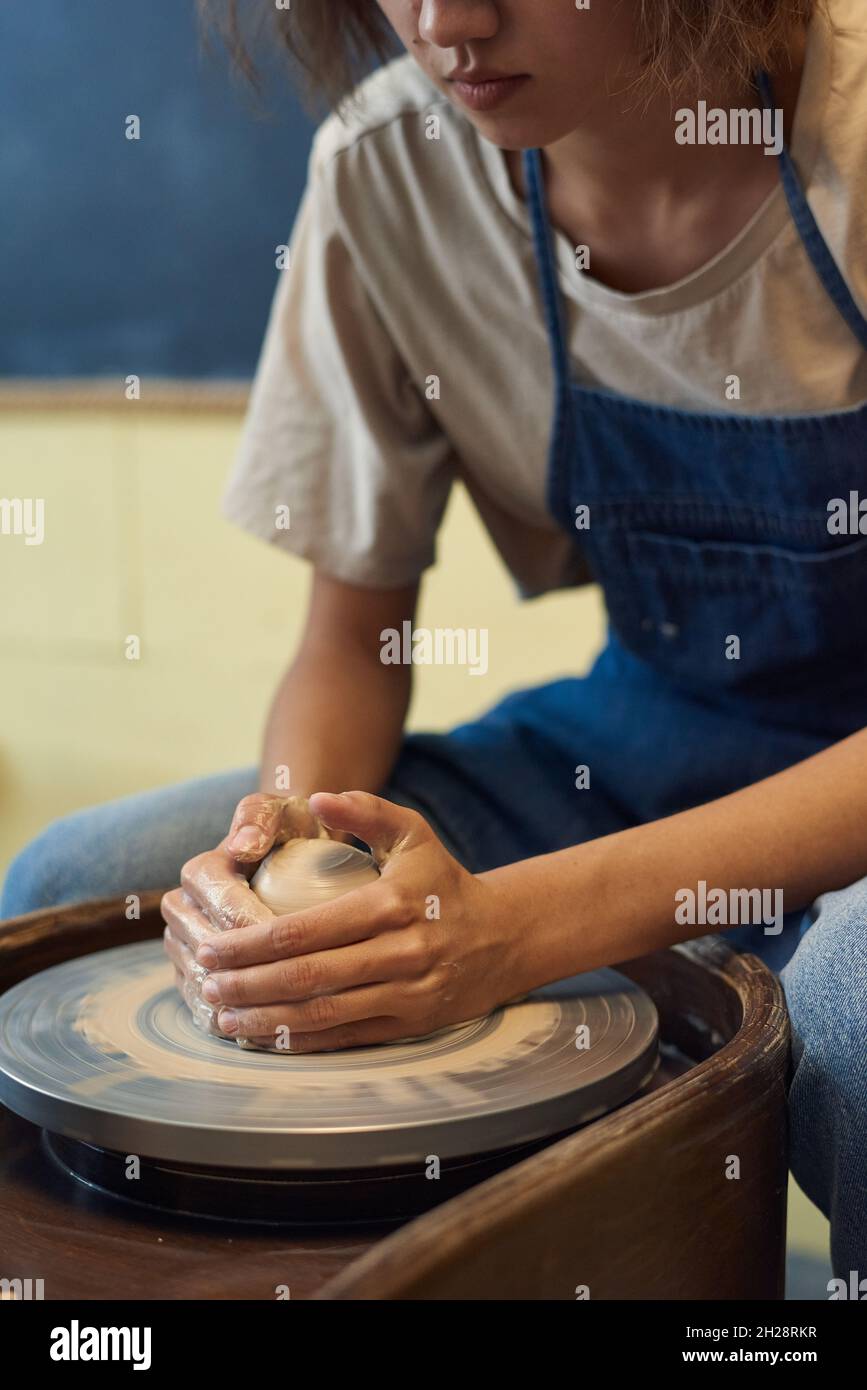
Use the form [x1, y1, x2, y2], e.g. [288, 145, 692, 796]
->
[1, 0, 319, 378]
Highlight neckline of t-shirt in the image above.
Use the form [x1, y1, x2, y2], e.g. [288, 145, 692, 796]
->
[471, 5, 831, 320]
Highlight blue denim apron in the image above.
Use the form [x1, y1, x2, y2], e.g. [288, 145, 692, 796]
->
[392, 76, 867, 926]
[510, 69, 867, 820]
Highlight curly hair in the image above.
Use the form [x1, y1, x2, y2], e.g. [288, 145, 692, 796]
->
[196, 1, 815, 111]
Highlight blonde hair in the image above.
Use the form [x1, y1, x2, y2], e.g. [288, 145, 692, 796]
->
[636, 0, 815, 98]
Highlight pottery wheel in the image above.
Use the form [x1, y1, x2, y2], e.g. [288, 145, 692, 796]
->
[0, 940, 658, 1171]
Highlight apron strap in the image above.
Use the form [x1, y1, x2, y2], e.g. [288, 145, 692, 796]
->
[525, 76, 867, 368]
[756, 69, 867, 353]
[523, 146, 573, 388]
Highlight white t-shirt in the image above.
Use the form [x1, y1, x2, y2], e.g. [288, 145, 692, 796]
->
[223, 0, 867, 598]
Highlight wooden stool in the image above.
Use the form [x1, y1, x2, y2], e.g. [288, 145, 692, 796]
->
[0, 896, 789, 1300]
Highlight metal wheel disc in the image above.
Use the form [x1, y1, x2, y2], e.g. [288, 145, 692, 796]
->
[0, 941, 658, 1170]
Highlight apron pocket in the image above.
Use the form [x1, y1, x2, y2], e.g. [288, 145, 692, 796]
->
[594, 527, 867, 693]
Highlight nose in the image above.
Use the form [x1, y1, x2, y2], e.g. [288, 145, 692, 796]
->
[417, 0, 500, 49]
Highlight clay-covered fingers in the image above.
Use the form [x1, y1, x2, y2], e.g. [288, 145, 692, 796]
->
[163, 922, 203, 984]
[212, 985, 399, 1045]
[160, 888, 223, 957]
[195, 878, 409, 972]
[179, 847, 275, 932]
[224, 793, 326, 864]
[199, 931, 427, 1012]
[164, 924, 225, 1038]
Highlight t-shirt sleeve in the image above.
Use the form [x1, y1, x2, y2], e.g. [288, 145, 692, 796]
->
[222, 152, 456, 588]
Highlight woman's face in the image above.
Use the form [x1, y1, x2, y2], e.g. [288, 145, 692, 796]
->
[375, 0, 639, 148]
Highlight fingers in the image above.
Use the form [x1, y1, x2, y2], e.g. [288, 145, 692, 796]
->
[160, 888, 223, 956]
[225, 793, 325, 863]
[163, 924, 192, 976]
[212, 983, 397, 1044]
[163, 923, 207, 986]
[168, 913, 435, 1051]
[194, 876, 415, 971]
[164, 925, 226, 1037]
[307, 791, 431, 865]
[168, 792, 449, 1054]
[180, 848, 274, 931]
[199, 931, 428, 1010]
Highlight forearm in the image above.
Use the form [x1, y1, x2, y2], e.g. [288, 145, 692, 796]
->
[260, 638, 411, 798]
[487, 726, 867, 988]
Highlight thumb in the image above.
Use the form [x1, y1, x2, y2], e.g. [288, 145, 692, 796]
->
[307, 791, 429, 866]
[225, 793, 325, 863]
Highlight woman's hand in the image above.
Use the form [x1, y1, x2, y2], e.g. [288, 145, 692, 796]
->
[188, 791, 531, 1051]
[161, 793, 336, 1041]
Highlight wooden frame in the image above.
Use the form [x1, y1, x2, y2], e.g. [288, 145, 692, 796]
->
[318, 937, 790, 1300]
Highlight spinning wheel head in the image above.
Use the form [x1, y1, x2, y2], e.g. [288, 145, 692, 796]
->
[0, 941, 658, 1172]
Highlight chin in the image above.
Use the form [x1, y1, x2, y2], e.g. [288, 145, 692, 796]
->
[467, 115, 552, 151]
[467, 103, 582, 151]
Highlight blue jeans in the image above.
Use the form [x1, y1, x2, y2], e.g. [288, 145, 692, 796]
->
[2, 716, 865, 1279]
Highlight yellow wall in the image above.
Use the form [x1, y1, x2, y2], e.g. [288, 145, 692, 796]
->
[0, 405, 603, 876]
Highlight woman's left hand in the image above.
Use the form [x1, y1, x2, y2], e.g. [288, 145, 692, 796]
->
[193, 791, 529, 1051]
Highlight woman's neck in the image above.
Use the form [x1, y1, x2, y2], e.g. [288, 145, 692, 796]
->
[507, 31, 808, 294]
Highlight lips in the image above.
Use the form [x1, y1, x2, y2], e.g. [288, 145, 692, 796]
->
[448, 73, 530, 113]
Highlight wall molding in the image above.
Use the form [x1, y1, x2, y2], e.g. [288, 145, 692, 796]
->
[0, 379, 250, 413]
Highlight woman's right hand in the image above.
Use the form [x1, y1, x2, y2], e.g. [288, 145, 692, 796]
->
[161, 793, 332, 1042]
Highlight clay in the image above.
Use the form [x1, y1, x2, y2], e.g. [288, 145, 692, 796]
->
[250, 838, 379, 914]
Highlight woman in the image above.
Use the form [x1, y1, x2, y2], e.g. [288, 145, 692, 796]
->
[4, 1, 865, 1274]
